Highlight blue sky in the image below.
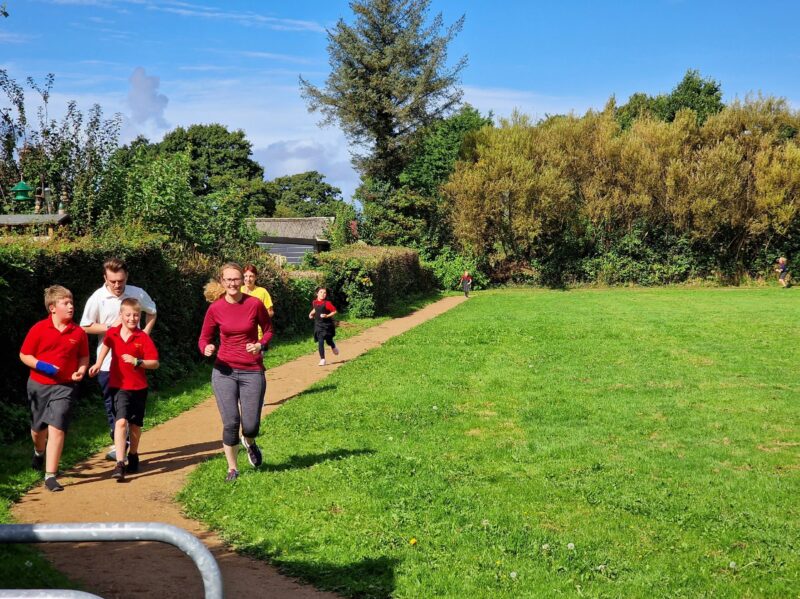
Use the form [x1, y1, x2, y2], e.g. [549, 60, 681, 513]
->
[2, 0, 799, 200]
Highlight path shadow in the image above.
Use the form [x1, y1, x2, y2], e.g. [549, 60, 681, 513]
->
[64, 440, 220, 486]
[263, 448, 375, 473]
[274, 555, 398, 599]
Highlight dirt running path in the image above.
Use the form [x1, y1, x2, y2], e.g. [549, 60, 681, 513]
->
[12, 295, 466, 598]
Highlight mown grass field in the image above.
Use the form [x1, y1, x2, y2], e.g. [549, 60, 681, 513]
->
[0, 292, 441, 589]
[180, 288, 800, 598]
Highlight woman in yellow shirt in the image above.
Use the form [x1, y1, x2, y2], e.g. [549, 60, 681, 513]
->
[241, 264, 274, 318]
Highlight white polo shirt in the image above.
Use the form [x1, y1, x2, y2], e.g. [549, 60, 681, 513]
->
[80, 284, 157, 371]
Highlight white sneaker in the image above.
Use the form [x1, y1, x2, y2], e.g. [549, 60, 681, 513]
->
[319, 359, 326, 366]
[332, 346, 339, 356]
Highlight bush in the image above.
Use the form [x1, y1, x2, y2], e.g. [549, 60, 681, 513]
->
[423, 246, 488, 291]
[310, 245, 432, 317]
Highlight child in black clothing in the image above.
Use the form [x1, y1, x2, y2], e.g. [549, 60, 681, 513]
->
[309, 287, 339, 366]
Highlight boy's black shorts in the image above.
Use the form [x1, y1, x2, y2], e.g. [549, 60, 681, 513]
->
[28, 378, 78, 432]
[112, 388, 148, 427]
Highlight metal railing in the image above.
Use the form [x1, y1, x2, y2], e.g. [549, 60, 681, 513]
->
[0, 522, 223, 599]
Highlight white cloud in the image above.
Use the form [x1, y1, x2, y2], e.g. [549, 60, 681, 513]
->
[254, 139, 357, 200]
[463, 84, 603, 122]
[0, 32, 34, 44]
[127, 66, 169, 129]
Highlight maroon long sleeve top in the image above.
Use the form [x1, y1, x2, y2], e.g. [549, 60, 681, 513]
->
[198, 295, 273, 371]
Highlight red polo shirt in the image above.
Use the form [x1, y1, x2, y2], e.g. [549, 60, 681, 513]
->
[21, 317, 89, 385]
[103, 325, 159, 390]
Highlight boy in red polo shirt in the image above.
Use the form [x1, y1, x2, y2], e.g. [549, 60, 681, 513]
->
[19, 285, 89, 492]
[89, 298, 159, 481]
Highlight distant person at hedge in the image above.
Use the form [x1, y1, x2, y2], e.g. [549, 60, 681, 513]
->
[199, 262, 273, 482]
[89, 298, 159, 482]
[309, 286, 338, 366]
[80, 258, 158, 462]
[19, 285, 89, 492]
[460, 271, 473, 298]
[775, 257, 790, 288]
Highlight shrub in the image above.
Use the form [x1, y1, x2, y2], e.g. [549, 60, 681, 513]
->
[310, 245, 432, 317]
[423, 246, 488, 291]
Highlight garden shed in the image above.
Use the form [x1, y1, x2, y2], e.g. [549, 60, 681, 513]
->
[252, 217, 333, 265]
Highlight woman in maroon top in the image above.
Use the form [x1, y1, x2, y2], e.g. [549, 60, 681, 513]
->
[198, 263, 273, 482]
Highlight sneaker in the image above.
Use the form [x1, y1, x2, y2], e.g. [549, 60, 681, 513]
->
[225, 469, 239, 482]
[332, 346, 339, 356]
[106, 440, 130, 462]
[31, 451, 45, 471]
[126, 453, 140, 474]
[44, 477, 63, 492]
[241, 436, 263, 468]
[112, 461, 125, 481]
[319, 358, 326, 366]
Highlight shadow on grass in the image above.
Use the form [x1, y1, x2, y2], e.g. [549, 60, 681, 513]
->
[263, 448, 375, 473]
[274, 555, 398, 599]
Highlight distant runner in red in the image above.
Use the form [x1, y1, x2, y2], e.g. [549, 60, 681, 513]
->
[309, 286, 339, 366]
[460, 271, 473, 298]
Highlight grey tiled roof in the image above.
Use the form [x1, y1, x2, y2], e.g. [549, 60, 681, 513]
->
[251, 217, 333, 242]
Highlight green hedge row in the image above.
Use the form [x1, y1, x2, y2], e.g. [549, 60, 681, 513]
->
[0, 230, 312, 443]
[310, 245, 434, 317]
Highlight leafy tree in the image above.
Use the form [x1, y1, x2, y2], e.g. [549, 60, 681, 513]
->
[300, 0, 467, 182]
[156, 124, 263, 195]
[360, 105, 491, 253]
[267, 171, 344, 217]
[616, 69, 724, 128]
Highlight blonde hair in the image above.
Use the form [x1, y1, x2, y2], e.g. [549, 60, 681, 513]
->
[218, 262, 244, 280]
[778, 256, 787, 264]
[204, 279, 226, 303]
[120, 297, 141, 312]
[44, 285, 72, 310]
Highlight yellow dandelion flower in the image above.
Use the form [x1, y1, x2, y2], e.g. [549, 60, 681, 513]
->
[409, 538, 418, 546]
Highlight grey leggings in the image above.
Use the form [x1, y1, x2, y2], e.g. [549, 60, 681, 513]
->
[211, 367, 267, 446]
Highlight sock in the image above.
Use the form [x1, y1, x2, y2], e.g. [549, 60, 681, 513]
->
[44, 472, 55, 480]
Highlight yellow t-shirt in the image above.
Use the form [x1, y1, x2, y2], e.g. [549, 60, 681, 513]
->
[242, 285, 273, 311]
[242, 285, 273, 340]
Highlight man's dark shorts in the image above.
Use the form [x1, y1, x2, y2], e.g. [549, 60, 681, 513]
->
[112, 388, 148, 427]
[28, 378, 78, 432]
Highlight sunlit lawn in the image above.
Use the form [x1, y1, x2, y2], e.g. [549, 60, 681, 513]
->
[180, 288, 800, 598]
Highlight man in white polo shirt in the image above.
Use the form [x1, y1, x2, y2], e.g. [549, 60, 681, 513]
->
[81, 257, 157, 461]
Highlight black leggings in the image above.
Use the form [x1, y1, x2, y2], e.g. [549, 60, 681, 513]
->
[318, 335, 336, 358]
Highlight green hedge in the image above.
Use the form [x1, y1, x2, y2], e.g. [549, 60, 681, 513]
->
[0, 230, 310, 443]
[310, 245, 433, 317]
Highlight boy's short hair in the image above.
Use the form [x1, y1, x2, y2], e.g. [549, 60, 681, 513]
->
[44, 285, 72, 310]
[120, 297, 141, 312]
[103, 257, 128, 274]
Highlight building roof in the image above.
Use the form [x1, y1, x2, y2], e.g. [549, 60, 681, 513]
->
[251, 217, 333, 243]
[0, 213, 71, 226]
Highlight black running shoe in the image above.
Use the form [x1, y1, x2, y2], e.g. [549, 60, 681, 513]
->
[31, 452, 44, 471]
[126, 453, 139, 474]
[112, 461, 125, 481]
[241, 435, 262, 467]
[225, 469, 239, 482]
[44, 477, 63, 492]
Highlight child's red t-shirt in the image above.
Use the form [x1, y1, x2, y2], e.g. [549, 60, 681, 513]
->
[103, 325, 159, 390]
[312, 300, 337, 313]
[21, 317, 89, 385]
